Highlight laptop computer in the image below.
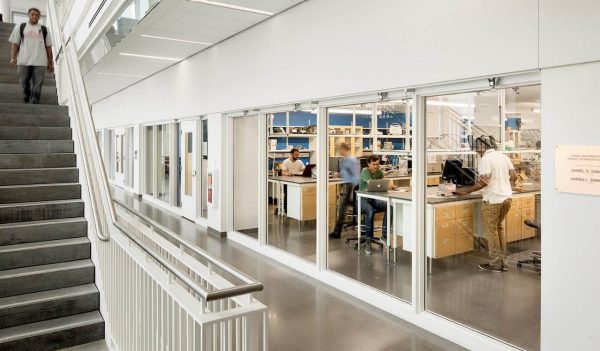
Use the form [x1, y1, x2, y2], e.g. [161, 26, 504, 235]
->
[366, 179, 390, 192]
[301, 164, 316, 177]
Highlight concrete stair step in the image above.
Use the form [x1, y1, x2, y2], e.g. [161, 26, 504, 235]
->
[0, 93, 57, 105]
[0, 237, 90, 270]
[0, 83, 55, 94]
[0, 260, 95, 298]
[0, 311, 104, 351]
[0, 153, 76, 169]
[0, 200, 84, 224]
[0, 76, 56, 86]
[0, 126, 71, 140]
[0, 103, 65, 114]
[0, 284, 99, 329]
[0, 218, 87, 246]
[0, 114, 69, 127]
[0, 168, 78, 186]
[0, 183, 81, 204]
[0, 140, 73, 154]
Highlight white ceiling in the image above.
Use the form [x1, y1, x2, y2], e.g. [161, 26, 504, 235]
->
[84, 0, 303, 103]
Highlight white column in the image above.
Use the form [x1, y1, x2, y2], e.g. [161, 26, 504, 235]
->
[0, 0, 10, 23]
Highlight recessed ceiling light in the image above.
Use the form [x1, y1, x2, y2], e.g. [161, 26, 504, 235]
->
[141, 34, 213, 46]
[98, 72, 145, 78]
[188, 0, 274, 16]
[119, 52, 182, 61]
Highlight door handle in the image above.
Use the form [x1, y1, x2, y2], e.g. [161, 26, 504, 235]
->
[192, 171, 197, 177]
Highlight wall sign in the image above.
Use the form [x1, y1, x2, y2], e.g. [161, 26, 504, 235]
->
[555, 145, 600, 195]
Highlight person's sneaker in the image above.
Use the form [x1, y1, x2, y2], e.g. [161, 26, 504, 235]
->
[501, 265, 508, 272]
[23, 96, 29, 103]
[479, 263, 503, 273]
[329, 232, 341, 239]
[364, 243, 372, 254]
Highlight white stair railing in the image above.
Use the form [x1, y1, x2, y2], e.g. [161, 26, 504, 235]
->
[48, 1, 268, 350]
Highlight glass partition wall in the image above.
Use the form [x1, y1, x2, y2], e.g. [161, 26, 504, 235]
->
[144, 123, 175, 205]
[326, 100, 414, 303]
[266, 110, 319, 262]
[424, 85, 541, 350]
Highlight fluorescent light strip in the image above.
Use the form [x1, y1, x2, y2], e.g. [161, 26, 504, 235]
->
[119, 52, 182, 61]
[426, 101, 474, 108]
[328, 108, 380, 115]
[188, 0, 274, 16]
[98, 72, 145, 78]
[141, 34, 213, 46]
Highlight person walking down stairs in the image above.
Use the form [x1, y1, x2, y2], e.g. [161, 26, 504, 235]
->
[8, 7, 54, 104]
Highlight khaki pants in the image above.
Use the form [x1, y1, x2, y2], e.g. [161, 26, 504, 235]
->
[482, 199, 512, 268]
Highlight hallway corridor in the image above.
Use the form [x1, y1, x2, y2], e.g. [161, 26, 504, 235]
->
[111, 187, 464, 351]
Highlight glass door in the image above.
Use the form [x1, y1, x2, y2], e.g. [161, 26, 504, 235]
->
[114, 128, 125, 186]
[179, 120, 198, 219]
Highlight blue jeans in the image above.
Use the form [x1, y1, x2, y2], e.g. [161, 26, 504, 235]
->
[361, 198, 387, 239]
[18, 65, 46, 104]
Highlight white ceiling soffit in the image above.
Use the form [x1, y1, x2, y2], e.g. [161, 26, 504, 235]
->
[85, 0, 303, 104]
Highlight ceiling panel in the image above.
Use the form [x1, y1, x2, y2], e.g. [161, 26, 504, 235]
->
[86, 0, 306, 104]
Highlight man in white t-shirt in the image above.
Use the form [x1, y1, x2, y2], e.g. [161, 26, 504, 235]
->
[455, 136, 517, 273]
[281, 148, 306, 176]
[8, 8, 54, 104]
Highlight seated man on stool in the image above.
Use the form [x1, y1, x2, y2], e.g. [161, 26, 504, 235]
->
[360, 155, 394, 254]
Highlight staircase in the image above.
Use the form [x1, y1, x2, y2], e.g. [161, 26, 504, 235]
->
[0, 22, 104, 350]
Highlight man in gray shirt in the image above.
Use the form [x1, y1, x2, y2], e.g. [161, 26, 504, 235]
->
[9, 8, 54, 104]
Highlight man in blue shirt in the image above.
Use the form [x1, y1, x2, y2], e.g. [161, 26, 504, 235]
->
[329, 143, 360, 239]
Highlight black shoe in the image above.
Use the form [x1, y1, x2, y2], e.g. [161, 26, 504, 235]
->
[479, 264, 503, 273]
[329, 232, 341, 239]
[23, 96, 29, 103]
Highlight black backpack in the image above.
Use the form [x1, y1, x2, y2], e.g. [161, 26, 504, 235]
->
[19, 23, 48, 47]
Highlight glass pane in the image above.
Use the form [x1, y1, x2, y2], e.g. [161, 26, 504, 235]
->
[157, 124, 170, 202]
[234, 116, 259, 239]
[267, 110, 318, 263]
[145, 126, 153, 195]
[424, 86, 541, 350]
[200, 119, 208, 219]
[184, 132, 193, 196]
[326, 100, 413, 303]
[108, 130, 115, 180]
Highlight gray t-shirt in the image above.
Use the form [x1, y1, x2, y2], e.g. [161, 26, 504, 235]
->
[8, 23, 53, 67]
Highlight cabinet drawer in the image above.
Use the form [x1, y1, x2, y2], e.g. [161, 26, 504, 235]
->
[455, 203, 474, 218]
[302, 186, 316, 197]
[435, 219, 455, 236]
[455, 217, 474, 235]
[510, 197, 521, 209]
[521, 196, 535, 209]
[455, 233, 474, 254]
[506, 208, 522, 242]
[328, 184, 337, 204]
[435, 230, 455, 258]
[435, 206, 456, 221]
[302, 195, 316, 220]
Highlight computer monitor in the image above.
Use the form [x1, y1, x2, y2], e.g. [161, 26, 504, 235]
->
[329, 157, 341, 173]
[441, 159, 476, 186]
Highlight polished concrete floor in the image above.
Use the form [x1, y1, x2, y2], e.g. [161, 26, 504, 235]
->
[257, 205, 540, 350]
[112, 187, 465, 351]
[59, 341, 109, 351]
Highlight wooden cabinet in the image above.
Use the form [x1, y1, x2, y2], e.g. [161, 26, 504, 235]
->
[504, 195, 536, 242]
[433, 203, 475, 258]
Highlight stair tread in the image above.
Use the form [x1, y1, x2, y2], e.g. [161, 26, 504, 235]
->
[0, 260, 93, 279]
[0, 199, 83, 209]
[0, 217, 86, 229]
[0, 284, 97, 310]
[0, 237, 89, 254]
[0, 311, 102, 342]
[0, 183, 80, 189]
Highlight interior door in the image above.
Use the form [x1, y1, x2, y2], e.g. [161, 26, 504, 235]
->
[114, 127, 125, 186]
[180, 120, 198, 219]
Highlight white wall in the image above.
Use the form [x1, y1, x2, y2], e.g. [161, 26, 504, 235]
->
[541, 61, 600, 351]
[540, 0, 600, 68]
[232, 116, 259, 231]
[205, 113, 228, 232]
[92, 0, 538, 128]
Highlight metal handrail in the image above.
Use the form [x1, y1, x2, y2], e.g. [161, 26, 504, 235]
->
[114, 199, 263, 295]
[48, 0, 263, 303]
